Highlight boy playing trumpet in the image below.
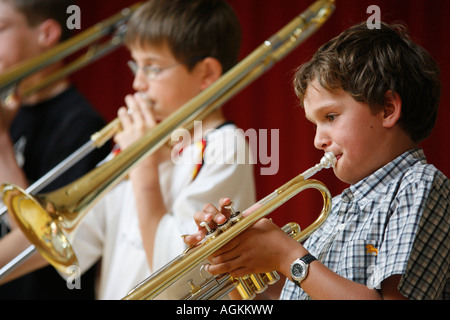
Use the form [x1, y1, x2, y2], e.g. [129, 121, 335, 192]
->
[185, 21, 449, 300]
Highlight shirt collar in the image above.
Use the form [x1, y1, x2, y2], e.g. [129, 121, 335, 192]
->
[341, 148, 427, 207]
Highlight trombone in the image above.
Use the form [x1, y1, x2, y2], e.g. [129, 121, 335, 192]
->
[0, 3, 142, 278]
[0, 2, 142, 102]
[0, 0, 335, 282]
[0, 2, 143, 210]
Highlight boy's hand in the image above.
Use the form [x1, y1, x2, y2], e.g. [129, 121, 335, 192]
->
[0, 93, 21, 135]
[183, 197, 234, 245]
[183, 197, 304, 279]
[183, 197, 264, 246]
[206, 218, 300, 278]
[115, 92, 156, 150]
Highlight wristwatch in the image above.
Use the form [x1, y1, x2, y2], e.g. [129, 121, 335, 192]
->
[290, 254, 317, 287]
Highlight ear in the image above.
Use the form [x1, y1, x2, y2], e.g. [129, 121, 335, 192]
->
[198, 57, 223, 90]
[37, 19, 62, 49]
[382, 90, 402, 128]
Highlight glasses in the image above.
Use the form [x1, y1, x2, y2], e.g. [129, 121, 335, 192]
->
[127, 55, 208, 80]
[127, 60, 183, 80]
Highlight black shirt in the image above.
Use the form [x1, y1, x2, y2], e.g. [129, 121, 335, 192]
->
[0, 86, 111, 299]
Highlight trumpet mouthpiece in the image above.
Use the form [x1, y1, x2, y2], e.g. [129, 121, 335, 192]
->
[321, 152, 336, 169]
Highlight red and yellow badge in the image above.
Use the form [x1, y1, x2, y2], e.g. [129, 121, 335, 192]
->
[187, 139, 207, 181]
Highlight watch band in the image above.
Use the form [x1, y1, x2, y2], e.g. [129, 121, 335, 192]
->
[300, 253, 316, 265]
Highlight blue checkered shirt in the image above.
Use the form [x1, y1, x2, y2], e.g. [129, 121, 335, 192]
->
[280, 149, 449, 300]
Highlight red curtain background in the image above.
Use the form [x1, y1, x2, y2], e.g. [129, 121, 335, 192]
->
[72, 0, 449, 230]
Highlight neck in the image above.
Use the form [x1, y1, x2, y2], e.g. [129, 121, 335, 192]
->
[23, 79, 69, 105]
[168, 109, 226, 150]
[20, 62, 70, 106]
[191, 109, 226, 141]
[376, 128, 418, 172]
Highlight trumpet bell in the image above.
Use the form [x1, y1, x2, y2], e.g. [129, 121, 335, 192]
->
[1, 184, 77, 274]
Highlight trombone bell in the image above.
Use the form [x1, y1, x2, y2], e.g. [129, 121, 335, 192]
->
[1, 185, 77, 274]
[0, 0, 335, 282]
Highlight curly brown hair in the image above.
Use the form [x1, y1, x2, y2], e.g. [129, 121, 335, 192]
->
[294, 21, 441, 143]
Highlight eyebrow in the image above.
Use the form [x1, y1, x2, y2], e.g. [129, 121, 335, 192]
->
[130, 51, 165, 63]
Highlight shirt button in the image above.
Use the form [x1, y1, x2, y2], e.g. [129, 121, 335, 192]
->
[337, 223, 346, 231]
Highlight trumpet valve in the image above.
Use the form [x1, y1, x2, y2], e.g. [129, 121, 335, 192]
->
[226, 203, 243, 224]
[187, 279, 201, 296]
[262, 271, 280, 285]
[247, 274, 268, 294]
[200, 221, 219, 240]
[236, 278, 256, 300]
[217, 219, 232, 232]
[281, 222, 301, 238]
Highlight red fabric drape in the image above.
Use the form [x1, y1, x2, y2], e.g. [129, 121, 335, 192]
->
[72, 0, 449, 229]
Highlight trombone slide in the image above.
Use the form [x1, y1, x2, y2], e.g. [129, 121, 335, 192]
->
[0, 0, 335, 285]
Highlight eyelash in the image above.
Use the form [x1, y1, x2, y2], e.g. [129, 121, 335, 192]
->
[310, 113, 337, 130]
[325, 114, 337, 122]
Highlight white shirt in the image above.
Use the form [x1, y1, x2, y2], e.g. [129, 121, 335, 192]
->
[71, 123, 256, 299]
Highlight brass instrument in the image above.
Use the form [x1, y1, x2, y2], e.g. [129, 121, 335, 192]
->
[0, 2, 142, 217]
[0, 3, 142, 103]
[0, 3, 141, 279]
[1, 0, 335, 279]
[123, 152, 335, 300]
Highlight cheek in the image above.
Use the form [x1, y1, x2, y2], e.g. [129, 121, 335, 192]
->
[169, 79, 201, 105]
[0, 39, 23, 71]
[339, 112, 379, 149]
[0, 35, 39, 71]
[335, 122, 381, 183]
[154, 81, 199, 114]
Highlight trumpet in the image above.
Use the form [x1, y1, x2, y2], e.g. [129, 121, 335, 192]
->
[123, 152, 336, 300]
[1, 0, 335, 279]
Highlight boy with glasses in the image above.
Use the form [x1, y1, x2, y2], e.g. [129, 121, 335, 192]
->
[0, 0, 256, 299]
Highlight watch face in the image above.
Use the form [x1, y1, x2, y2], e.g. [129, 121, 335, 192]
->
[292, 263, 304, 278]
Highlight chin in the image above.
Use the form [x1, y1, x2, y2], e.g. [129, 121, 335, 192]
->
[334, 167, 358, 185]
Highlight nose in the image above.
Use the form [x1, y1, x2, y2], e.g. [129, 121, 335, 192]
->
[314, 126, 332, 151]
[132, 69, 149, 93]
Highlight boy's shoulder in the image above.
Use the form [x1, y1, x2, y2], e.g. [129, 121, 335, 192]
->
[399, 153, 448, 192]
[382, 148, 447, 186]
[334, 149, 448, 205]
[388, 150, 449, 216]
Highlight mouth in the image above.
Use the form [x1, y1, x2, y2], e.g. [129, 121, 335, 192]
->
[137, 92, 156, 107]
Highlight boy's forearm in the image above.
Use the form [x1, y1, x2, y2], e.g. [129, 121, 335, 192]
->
[131, 163, 167, 269]
[285, 258, 407, 300]
[0, 229, 49, 284]
[298, 261, 383, 300]
[277, 243, 388, 300]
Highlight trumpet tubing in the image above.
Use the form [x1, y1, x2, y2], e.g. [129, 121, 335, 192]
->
[123, 152, 335, 300]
